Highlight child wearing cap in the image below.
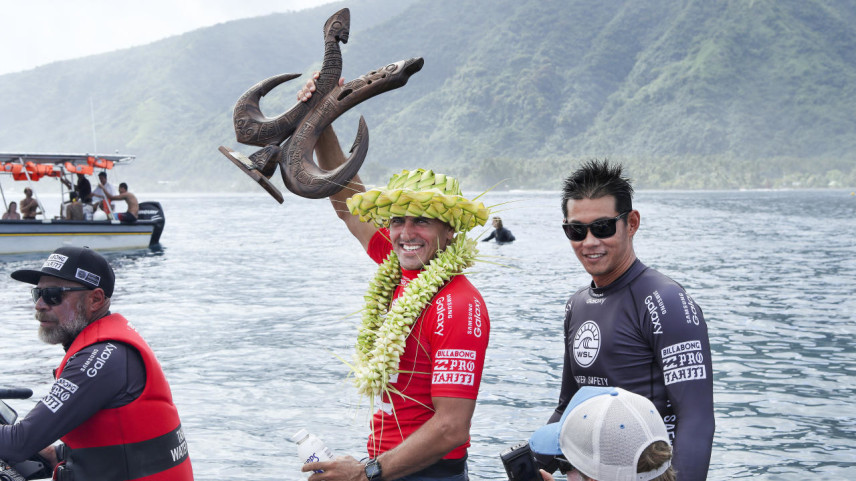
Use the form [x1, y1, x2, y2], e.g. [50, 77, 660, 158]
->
[530, 386, 675, 481]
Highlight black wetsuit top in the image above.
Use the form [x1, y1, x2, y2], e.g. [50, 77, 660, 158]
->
[482, 227, 515, 243]
[0, 340, 144, 463]
[549, 259, 714, 481]
[76, 177, 92, 203]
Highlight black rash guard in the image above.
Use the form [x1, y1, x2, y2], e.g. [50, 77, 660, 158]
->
[482, 227, 515, 243]
[0, 341, 145, 463]
[549, 259, 714, 481]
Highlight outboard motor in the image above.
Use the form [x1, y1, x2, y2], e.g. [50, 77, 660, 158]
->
[137, 201, 166, 247]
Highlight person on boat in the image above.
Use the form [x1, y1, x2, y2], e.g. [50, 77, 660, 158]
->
[2, 201, 20, 220]
[81, 202, 96, 221]
[64, 194, 85, 221]
[538, 160, 713, 481]
[481, 216, 515, 243]
[531, 386, 675, 481]
[106, 182, 139, 223]
[61, 173, 92, 204]
[91, 172, 117, 213]
[298, 75, 491, 481]
[76, 173, 92, 203]
[20, 187, 39, 220]
[1, 246, 193, 480]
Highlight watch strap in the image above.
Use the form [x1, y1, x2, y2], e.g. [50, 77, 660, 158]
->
[364, 458, 382, 481]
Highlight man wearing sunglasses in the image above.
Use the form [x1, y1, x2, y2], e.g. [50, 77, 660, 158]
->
[1, 246, 193, 480]
[294, 75, 491, 481]
[538, 160, 714, 481]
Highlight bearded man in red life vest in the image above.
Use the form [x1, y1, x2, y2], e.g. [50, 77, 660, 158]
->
[1, 246, 193, 481]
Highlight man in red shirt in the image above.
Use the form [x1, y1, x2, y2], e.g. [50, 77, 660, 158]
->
[300, 78, 490, 481]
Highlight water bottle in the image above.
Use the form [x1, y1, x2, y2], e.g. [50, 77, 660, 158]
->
[291, 429, 334, 473]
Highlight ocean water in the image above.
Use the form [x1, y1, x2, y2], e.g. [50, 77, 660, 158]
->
[0, 189, 854, 480]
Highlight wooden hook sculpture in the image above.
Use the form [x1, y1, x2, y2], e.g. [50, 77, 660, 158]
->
[219, 8, 423, 202]
[281, 57, 424, 199]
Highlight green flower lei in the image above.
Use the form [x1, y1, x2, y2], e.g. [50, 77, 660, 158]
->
[353, 233, 479, 397]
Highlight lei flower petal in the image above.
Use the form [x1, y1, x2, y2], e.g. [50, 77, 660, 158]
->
[353, 234, 478, 396]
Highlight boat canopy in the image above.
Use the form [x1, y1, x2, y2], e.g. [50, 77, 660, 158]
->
[0, 153, 134, 182]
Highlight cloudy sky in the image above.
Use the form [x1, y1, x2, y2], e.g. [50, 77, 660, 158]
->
[0, 0, 338, 76]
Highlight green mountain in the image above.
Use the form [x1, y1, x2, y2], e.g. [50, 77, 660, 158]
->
[1, 0, 854, 192]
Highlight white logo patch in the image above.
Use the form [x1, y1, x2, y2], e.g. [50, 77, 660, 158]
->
[573, 321, 601, 367]
[42, 253, 69, 271]
[85, 343, 116, 377]
[375, 397, 394, 415]
[41, 378, 79, 413]
[75, 268, 101, 287]
[435, 295, 448, 336]
[678, 292, 700, 325]
[170, 427, 189, 462]
[661, 340, 707, 385]
[432, 349, 477, 386]
[468, 299, 484, 338]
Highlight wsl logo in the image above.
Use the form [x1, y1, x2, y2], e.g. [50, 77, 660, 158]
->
[573, 321, 601, 368]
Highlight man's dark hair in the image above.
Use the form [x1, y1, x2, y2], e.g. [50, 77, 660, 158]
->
[561, 159, 634, 219]
[98, 172, 107, 178]
[119, 182, 128, 190]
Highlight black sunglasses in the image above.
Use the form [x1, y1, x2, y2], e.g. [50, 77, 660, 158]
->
[30, 286, 91, 306]
[562, 212, 630, 242]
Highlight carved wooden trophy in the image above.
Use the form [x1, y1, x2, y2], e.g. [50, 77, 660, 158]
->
[219, 8, 424, 202]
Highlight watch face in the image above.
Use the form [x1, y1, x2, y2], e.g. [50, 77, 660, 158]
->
[365, 460, 382, 479]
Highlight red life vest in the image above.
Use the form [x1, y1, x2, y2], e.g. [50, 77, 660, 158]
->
[54, 314, 193, 481]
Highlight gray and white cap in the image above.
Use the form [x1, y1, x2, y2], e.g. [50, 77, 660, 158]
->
[530, 386, 671, 481]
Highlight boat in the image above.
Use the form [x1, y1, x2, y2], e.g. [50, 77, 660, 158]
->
[0, 152, 165, 255]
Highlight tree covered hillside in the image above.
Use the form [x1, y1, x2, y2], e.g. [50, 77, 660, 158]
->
[0, 0, 853, 191]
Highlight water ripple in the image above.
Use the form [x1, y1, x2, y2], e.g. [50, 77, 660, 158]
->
[0, 190, 854, 480]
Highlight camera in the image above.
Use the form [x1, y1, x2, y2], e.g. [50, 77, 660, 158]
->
[500, 442, 541, 481]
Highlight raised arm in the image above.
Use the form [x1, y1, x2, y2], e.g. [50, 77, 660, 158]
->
[300, 74, 378, 251]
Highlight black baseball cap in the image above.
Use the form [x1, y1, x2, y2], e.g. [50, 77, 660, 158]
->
[11, 246, 115, 297]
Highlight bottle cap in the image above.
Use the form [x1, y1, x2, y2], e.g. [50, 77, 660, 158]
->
[290, 429, 310, 444]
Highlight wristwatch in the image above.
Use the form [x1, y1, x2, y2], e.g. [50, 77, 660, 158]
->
[364, 458, 382, 481]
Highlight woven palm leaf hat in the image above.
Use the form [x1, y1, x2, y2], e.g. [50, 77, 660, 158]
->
[346, 169, 489, 232]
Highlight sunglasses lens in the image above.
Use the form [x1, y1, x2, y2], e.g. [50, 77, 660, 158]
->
[31, 287, 64, 306]
[589, 219, 617, 239]
[564, 213, 628, 241]
[563, 223, 588, 242]
[45, 289, 64, 306]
